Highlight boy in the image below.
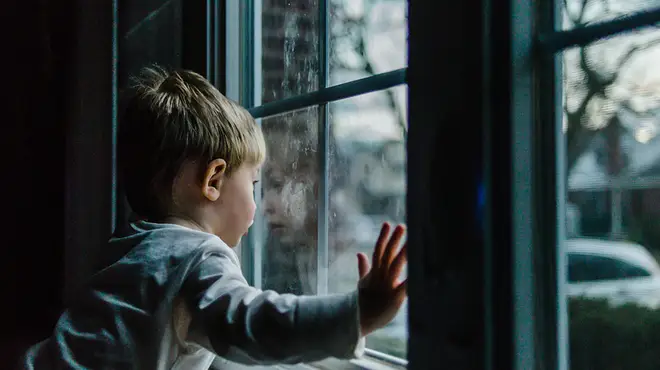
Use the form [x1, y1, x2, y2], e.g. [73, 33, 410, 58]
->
[21, 67, 407, 369]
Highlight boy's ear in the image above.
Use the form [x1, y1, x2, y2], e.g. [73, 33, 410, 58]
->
[202, 158, 227, 201]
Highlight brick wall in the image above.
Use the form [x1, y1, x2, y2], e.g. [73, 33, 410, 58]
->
[261, 0, 319, 103]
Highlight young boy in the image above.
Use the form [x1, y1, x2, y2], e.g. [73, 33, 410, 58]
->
[20, 67, 407, 369]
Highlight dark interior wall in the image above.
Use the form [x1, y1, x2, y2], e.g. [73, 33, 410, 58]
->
[118, 0, 183, 91]
[2, 0, 74, 363]
[115, 0, 185, 233]
[115, 0, 218, 230]
[2, 0, 211, 365]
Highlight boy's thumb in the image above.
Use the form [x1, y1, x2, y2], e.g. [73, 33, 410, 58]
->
[357, 252, 370, 278]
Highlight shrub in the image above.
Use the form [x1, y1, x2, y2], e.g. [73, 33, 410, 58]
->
[569, 297, 660, 370]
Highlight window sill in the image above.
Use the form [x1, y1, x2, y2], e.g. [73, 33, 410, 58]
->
[304, 355, 407, 370]
[212, 353, 407, 370]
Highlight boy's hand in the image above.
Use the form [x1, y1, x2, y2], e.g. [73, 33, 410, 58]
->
[356, 222, 407, 337]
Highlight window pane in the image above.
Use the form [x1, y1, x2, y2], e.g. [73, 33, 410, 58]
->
[261, 0, 319, 103]
[562, 27, 660, 369]
[328, 85, 408, 357]
[560, 0, 660, 30]
[568, 253, 597, 282]
[330, 0, 408, 86]
[260, 106, 320, 295]
[615, 259, 652, 278]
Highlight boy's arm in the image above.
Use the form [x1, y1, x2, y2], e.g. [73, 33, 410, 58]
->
[183, 251, 365, 365]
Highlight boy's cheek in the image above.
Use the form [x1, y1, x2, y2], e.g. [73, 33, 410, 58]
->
[284, 182, 310, 227]
[248, 202, 257, 224]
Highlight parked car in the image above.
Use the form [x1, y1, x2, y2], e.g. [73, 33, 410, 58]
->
[566, 238, 660, 309]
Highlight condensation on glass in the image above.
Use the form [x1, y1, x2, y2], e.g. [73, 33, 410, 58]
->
[259, 106, 321, 295]
[261, 0, 320, 103]
[257, 0, 409, 359]
[328, 86, 408, 357]
[561, 23, 660, 369]
[329, 0, 408, 85]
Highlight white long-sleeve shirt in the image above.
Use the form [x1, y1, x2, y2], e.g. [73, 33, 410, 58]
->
[21, 221, 364, 369]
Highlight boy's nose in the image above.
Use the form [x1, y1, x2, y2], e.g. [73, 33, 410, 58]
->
[262, 193, 276, 216]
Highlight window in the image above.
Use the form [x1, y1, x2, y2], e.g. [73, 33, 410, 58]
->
[567, 253, 652, 282]
[220, 0, 660, 368]
[225, 0, 408, 365]
[540, 2, 660, 369]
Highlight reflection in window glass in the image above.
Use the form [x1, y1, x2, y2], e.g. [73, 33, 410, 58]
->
[255, 0, 408, 362]
[562, 27, 660, 370]
[260, 107, 320, 295]
[560, 0, 660, 30]
[328, 86, 408, 357]
[330, 0, 408, 85]
[261, 0, 319, 103]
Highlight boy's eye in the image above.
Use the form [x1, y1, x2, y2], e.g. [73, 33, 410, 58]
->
[268, 177, 283, 187]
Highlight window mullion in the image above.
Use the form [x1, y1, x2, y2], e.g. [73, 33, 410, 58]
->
[248, 69, 406, 119]
[537, 0, 568, 368]
[251, 0, 264, 289]
[235, 0, 259, 287]
[538, 7, 660, 52]
[316, 0, 330, 295]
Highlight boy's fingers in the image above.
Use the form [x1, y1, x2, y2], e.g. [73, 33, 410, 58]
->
[357, 252, 370, 279]
[388, 243, 407, 285]
[394, 279, 408, 302]
[382, 225, 406, 269]
[372, 222, 391, 269]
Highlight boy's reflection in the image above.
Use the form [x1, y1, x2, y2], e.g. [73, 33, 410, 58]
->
[260, 113, 357, 295]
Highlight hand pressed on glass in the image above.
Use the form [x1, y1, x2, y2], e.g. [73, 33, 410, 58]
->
[357, 222, 408, 337]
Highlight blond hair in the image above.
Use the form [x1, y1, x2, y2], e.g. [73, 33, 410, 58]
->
[118, 66, 266, 219]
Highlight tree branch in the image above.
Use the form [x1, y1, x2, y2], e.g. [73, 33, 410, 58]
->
[580, 46, 608, 93]
[563, 0, 588, 25]
[600, 36, 660, 86]
[566, 47, 605, 173]
[566, 89, 600, 172]
[617, 37, 660, 70]
[576, 0, 591, 24]
[562, 0, 660, 177]
[330, 1, 406, 137]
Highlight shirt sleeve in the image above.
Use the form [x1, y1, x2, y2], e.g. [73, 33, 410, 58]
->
[182, 249, 366, 365]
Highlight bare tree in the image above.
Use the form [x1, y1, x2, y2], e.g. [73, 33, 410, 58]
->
[329, 0, 407, 137]
[563, 0, 660, 174]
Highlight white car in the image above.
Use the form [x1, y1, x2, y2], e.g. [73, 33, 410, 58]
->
[566, 238, 660, 309]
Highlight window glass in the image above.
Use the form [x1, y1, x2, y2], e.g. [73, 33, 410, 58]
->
[561, 23, 660, 369]
[568, 253, 651, 282]
[261, 0, 319, 103]
[330, 0, 408, 85]
[260, 106, 320, 295]
[328, 86, 408, 357]
[255, 0, 408, 360]
[560, 0, 660, 30]
[617, 259, 652, 278]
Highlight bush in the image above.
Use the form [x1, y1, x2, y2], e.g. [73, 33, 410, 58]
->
[569, 297, 660, 370]
[355, 297, 660, 366]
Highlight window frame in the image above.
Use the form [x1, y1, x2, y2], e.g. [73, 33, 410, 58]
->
[535, 4, 660, 370]
[224, 0, 408, 366]
[217, 1, 660, 369]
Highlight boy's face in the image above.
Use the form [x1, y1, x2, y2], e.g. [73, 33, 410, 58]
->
[259, 124, 318, 247]
[213, 163, 261, 247]
[262, 158, 317, 246]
